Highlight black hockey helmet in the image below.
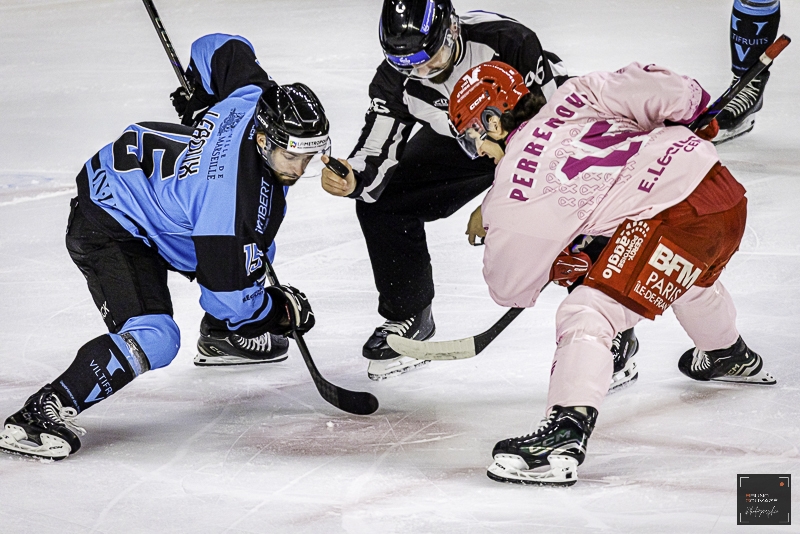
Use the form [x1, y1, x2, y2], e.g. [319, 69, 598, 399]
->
[255, 83, 330, 155]
[379, 0, 457, 78]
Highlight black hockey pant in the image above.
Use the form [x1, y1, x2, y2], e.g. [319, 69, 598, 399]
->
[65, 197, 179, 371]
[356, 127, 496, 320]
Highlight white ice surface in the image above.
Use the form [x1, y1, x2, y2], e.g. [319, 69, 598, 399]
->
[1, 1, 799, 532]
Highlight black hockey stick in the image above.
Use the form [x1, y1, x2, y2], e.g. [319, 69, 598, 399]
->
[387, 35, 794, 362]
[141, 0, 192, 94]
[690, 34, 791, 131]
[141, 1, 378, 415]
[264, 260, 379, 415]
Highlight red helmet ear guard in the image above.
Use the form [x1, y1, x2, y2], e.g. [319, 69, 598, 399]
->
[448, 61, 529, 135]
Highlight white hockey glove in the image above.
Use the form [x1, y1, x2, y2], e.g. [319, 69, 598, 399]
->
[265, 285, 315, 336]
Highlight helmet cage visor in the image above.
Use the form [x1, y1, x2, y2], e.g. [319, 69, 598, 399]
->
[257, 137, 330, 182]
[452, 107, 502, 159]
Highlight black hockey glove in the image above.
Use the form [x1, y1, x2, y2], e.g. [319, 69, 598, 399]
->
[170, 86, 190, 119]
[265, 285, 315, 336]
[170, 84, 217, 127]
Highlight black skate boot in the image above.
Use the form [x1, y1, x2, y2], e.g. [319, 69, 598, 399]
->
[609, 328, 639, 393]
[363, 304, 435, 380]
[713, 71, 770, 145]
[678, 336, 775, 385]
[195, 318, 289, 366]
[488, 405, 598, 486]
[0, 384, 85, 460]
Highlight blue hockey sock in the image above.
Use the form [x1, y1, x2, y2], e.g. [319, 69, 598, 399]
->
[730, 0, 780, 75]
[51, 334, 144, 413]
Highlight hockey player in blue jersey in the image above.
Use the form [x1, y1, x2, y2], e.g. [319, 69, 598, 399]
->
[0, 34, 327, 460]
[170, 34, 326, 367]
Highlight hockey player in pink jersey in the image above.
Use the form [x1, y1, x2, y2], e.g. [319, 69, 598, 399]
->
[448, 61, 776, 486]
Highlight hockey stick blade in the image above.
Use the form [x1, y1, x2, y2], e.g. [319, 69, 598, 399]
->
[387, 335, 476, 360]
[294, 334, 379, 415]
[264, 261, 378, 415]
[387, 307, 525, 360]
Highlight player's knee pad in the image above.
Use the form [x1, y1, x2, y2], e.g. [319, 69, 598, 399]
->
[114, 314, 180, 371]
[556, 286, 639, 349]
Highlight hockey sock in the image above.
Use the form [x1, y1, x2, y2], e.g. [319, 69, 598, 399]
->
[51, 334, 137, 413]
[730, 0, 780, 76]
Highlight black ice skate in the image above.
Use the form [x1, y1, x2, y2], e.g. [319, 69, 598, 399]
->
[195, 320, 289, 366]
[363, 304, 435, 380]
[678, 336, 775, 385]
[609, 328, 639, 393]
[0, 384, 85, 460]
[713, 71, 770, 145]
[488, 405, 598, 486]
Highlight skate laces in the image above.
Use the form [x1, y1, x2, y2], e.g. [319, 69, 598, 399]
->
[379, 317, 416, 337]
[233, 333, 272, 353]
[724, 77, 763, 118]
[43, 394, 86, 436]
[517, 409, 559, 441]
[690, 348, 712, 373]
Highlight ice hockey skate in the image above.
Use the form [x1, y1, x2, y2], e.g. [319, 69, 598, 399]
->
[364, 305, 435, 380]
[713, 71, 770, 145]
[609, 328, 639, 393]
[488, 405, 598, 486]
[678, 336, 776, 385]
[195, 318, 290, 366]
[0, 384, 85, 460]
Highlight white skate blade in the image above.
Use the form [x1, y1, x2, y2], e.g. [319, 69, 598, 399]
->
[712, 117, 755, 145]
[608, 355, 639, 394]
[386, 334, 476, 360]
[712, 368, 776, 385]
[0, 425, 73, 460]
[194, 352, 288, 366]
[487, 454, 579, 486]
[367, 356, 430, 381]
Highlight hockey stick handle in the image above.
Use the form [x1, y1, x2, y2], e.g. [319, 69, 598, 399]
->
[690, 34, 791, 131]
[141, 0, 192, 94]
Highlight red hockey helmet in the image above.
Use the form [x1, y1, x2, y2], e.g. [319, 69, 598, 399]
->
[448, 61, 529, 159]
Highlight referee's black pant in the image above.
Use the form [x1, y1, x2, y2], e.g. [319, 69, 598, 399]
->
[356, 127, 496, 321]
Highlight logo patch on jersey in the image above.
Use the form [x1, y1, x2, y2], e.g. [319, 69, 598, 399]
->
[433, 98, 448, 108]
[221, 108, 246, 133]
[244, 243, 264, 275]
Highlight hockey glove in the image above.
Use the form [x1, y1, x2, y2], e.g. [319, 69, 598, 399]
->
[695, 118, 719, 141]
[170, 86, 190, 120]
[265, 285, 315, 336]
[549, 247, 593, 287]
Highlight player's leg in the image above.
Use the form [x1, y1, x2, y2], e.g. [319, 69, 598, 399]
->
[488, 286, 643, 485]
[0, 199, 179, 459]
[672, 282, 775, 384]
[356, 127, 496, 379]
[564, 237, 640, 391]
[716, 0, 780, 143]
